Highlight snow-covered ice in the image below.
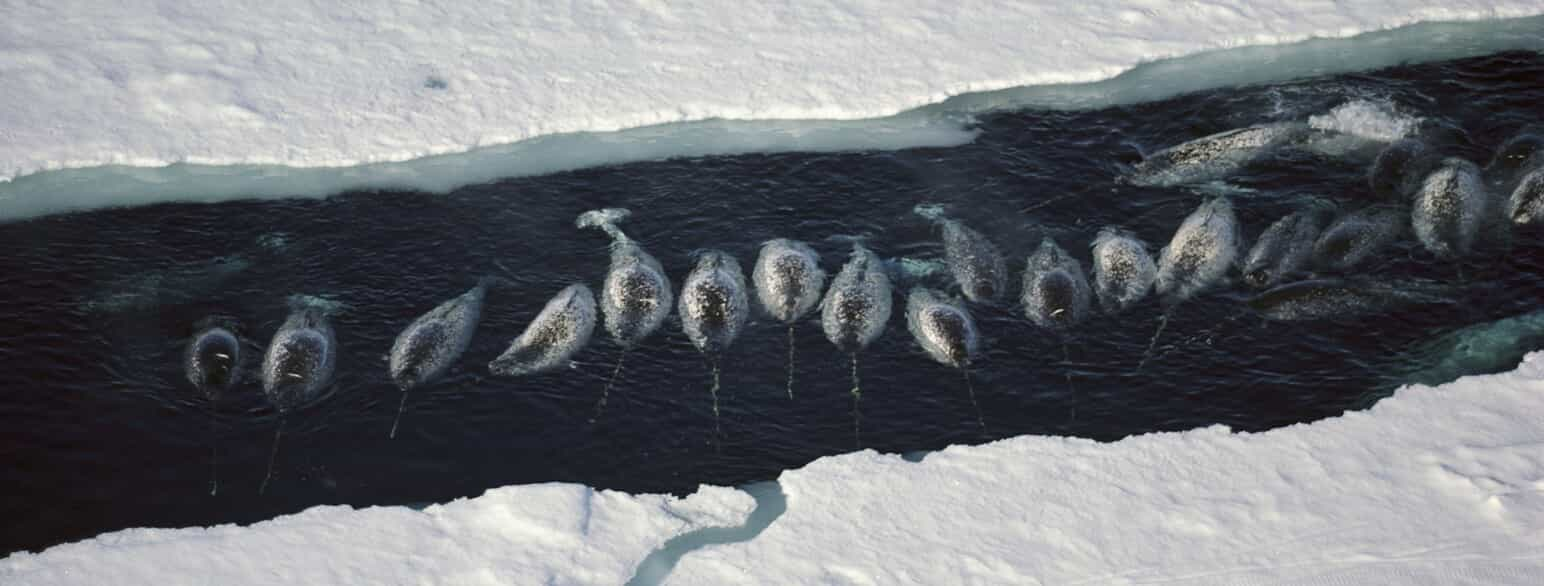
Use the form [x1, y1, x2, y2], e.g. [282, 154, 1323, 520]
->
[668, 354, 1544, 585]
[4, 2, 1544, 219]
[7, 354, 1543, 585]
[0, 483, 753, 585]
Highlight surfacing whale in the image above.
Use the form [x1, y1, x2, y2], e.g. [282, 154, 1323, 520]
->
[1126, 122, 1309, 187]
[678, 250, 750, 438]
[752, 238, 826, 398]
[577, 208, 673, 421]
[913, 204, 1008, 303]
[489, 283, 597, 376]
[905, 288, 984, 428]
[387, 280, 488, 438]
[260, 294, 342, 493]
[1090, 227, 1156, 314]
[820, 243, 893, 447]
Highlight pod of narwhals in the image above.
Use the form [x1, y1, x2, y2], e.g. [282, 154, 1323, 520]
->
[183, 119, 1544, 493]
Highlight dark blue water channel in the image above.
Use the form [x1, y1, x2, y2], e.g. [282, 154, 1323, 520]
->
[2, 51, 1542, 554]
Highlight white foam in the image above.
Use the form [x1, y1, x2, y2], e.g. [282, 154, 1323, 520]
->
[1309, 99, 1423, 143]
[0, 484, 753, 585]
[4, 3, 1544, 220]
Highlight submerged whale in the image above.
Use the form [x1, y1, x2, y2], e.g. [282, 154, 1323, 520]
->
[913, 204, 1008, 303]
[1368, 138, 1439, 200]
[490, 284, 597, 376]
[1399, 309, 1544, 387]
[1247, 278, 1447, 322]
[1022, 237, 1091, 330]
[679, 251, 750, 357]
[1090, 227, 1156, 314]
[1486, 128, 1544, 189]
[905, 288, 980, 369]
[1156, 197, 1241, 307]
[262, 295, 341, 411]
[1312, 205, 1404, 273]
[1243, 206, 1327, 289]
[1413, 157, 1489, 258]
[186, 322, 242, 399]
[1126, 122, 1309, 187]
[578, 208, 674, 348]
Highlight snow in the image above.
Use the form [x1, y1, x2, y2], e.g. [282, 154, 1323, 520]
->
[4, 2, 1544, 220]
[0, 484, 754, 586]
[7, 354, 1543, 585]
[668, 353, 1544, 585]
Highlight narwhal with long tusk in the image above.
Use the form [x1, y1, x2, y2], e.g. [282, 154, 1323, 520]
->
[185, 319, 243, 496]
[1140, 197, 1241, 371]
[260, 295, 341, 494]
[820, 243, 893, 447]
[577, 208, 673, 422]
[905, 288, 984, 428]
[387, 279, 489, 439]
[751, 239, 826, 399]
[1022, 236, 1091, 402]
[679, 250, 750, 441]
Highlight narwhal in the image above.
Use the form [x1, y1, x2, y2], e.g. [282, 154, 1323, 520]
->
[1312, 205, 1404, 273]
[1140, 197, 1241, 370]
[820, 243, 893, 447]
[678, 250, 750, 440]
[1090, 227, 1156, 314]
[489, 284, 597, 376]
[577, 208, 673, 421]
[905, 288, 984, 428]
[912, 204, 1008, 303]
[260, 295, 341, 494]
[1412, 157, 1489, 259]
[751, 239, 825, 398]
[1509, 168, 1544, 226]
[1125, 122, 1309, 187]
[387, 279, 488, 439]
[1022, 236, 1091, 400]
[185, 319, 242, 496]
[1242, 205, 1328, 289]
[1486, 128, 1544, 191]
[1248, 278, 1448, 322]
[1368, 138, 1439, 200]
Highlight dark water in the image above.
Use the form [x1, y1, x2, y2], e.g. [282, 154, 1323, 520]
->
[3, 51, 1542, 555]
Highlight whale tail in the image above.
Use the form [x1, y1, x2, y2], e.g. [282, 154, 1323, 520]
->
[577, 208, 632, 245]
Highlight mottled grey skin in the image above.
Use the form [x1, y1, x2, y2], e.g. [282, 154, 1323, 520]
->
[389, 282, 486, 390]
[1156, 197, 1241, 307]
[1243, 209, 1326, 289]
[1248, 279, 1445, 322]
[577, 208, 674, 348]
[185, 326, 241, 399]
[490, 284, 597, 376]
[905, 288, 979, 368]
[1126, 123, 1309, 187]
[821, 244, 893, 353]
[261, 296, 339, 412]
[679, 251, 750, 356]
[913, 205, 1008, 303]
[1090, 227, 1156, 314]
[1368, 138, 1439, 200]
[1312, 205, 1404, 273]
[752, 239, 825, 324]
[1413, 158, 1488, 258]
[1509, 168, 1544, 226]
[1022, 237, 1091, 330]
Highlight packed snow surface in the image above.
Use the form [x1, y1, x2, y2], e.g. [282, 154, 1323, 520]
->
[7, 354, 1544, 585]
[4, 0, 1544, 188]
[0, 484, 753, 585]
[670, 354, 1544, 585]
